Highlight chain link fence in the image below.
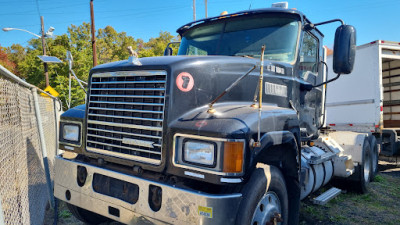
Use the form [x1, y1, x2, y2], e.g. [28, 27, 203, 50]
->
[0, 65, 61, 225]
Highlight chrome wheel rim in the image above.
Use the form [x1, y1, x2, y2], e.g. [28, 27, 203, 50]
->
[372, 146, 378, 174]
[251, 191, 282, 225]
[364, 150, 371, 182]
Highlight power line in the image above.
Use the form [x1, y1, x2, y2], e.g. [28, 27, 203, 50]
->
[35, 0, 41, 17]
[0, 2, 88, 15]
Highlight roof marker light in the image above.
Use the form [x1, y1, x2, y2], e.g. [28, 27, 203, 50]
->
[271, 2, 288, 9]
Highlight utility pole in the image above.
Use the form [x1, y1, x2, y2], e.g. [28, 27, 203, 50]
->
[193, 0, 196, 21]
[90, 0, 97, 66]
[205, 0, 207, 18]
[40, 16, 49, 87]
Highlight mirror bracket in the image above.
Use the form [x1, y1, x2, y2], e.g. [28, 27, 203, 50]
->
[304, 19, 345, 31]
[163, 41, 181, 56]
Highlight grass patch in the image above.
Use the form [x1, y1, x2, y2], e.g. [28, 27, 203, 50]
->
[59, 209, 72, 219]
[329, 214, 347, 223]
[373, 174, 386, 183]
[300, 173, 400, 225]
[301, 204, 325, 221]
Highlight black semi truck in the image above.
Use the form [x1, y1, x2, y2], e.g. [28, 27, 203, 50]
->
[54, 3, 378, 225]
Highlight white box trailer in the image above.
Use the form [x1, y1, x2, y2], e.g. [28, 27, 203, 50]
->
[326, 40, 400, 156]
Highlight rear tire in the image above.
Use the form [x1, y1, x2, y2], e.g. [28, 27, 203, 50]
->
[368, 135, 379, 181]
[235, 164, 288, 225]
[353, 138, 372, 193]
[66, 203, 110, 225]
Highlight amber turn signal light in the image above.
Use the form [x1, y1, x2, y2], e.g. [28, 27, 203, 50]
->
[223, 142, 244, 173]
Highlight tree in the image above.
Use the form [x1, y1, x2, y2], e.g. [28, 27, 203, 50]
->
[139, 31, 177, 57]
[5, 44, 25, 76]
[0, 46, 16, 74]
[97, 26, 137, 63]
[6, 23, 178, 110]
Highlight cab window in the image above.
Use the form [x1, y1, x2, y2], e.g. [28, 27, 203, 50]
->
[300, 32, 319, 74]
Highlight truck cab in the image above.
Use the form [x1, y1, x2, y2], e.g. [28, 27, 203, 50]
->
[55, 4, 363, 225]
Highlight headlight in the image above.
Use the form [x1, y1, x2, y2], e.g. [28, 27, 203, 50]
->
[183, 141, 216, 166]
[60, 122, 81, 146]
[63, 125, 80, 141]
[174, 134, 245, 176]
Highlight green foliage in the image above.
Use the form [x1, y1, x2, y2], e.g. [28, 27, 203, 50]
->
[139, 31, 179, 57]
[58, 209, 72, 219]
[97, 25, 137, 63]
[6, 23, 178, 110]
[373, 174, 385, 183]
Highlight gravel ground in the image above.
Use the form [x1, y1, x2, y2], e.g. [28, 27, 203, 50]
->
[45, 158, 400, 225]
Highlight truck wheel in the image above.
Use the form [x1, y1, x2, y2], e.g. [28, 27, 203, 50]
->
[67, 203, 110, 224]
[235, 164, 288, 225]
[368, 135, 379, 181]
[354, 138, 372, 193]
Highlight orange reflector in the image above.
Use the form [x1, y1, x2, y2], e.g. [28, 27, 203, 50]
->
[223, 142, 244, 173]
[309, 142, 314, 147]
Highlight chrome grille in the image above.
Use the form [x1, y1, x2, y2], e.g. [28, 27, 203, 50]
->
[86, 70, 167, 165]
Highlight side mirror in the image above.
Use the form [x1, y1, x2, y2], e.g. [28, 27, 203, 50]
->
[333, 25, 356, 74]
[164, 47, 173, 56]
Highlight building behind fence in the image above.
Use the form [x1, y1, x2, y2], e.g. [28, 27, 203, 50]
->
[0, 65, 61, 225]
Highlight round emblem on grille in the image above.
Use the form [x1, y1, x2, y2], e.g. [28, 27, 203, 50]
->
[176, 72, 194, 92]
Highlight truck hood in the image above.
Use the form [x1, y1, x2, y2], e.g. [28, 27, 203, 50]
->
[169, 102, 298, 139]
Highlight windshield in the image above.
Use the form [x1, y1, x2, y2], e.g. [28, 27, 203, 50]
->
[178, 14, 300, 63]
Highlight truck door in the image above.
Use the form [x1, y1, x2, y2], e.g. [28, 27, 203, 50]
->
[298, 31, 323, 136]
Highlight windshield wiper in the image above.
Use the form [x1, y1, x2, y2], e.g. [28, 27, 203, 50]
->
[234, 54, 255, 59]
[207, 65, 256, 114]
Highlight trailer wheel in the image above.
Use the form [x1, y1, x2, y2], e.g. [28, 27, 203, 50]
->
[354, 138, 372, 193]
[67, 203, 110, 224]
[368, 135, 379, 181]
[235, 164, 288, 225]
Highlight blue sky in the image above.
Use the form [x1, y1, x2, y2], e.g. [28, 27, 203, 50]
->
[0, 0, 399, 48]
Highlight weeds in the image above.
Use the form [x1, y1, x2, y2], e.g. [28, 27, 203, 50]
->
[300, 173, 400, 225]
[373, 174, 385, 183]
[58, 210, 72, 219]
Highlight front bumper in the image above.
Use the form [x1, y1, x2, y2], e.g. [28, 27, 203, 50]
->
[54, 156, 242, 225]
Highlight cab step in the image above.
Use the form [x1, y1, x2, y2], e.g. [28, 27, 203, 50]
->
[313, 187, 342, 205]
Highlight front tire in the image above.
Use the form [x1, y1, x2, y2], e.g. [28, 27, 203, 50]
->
[235, 164, 288, 225]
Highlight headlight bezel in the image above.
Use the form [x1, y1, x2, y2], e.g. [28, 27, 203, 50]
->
[173, 133, 246, 176]
[59, 120, 82, 147]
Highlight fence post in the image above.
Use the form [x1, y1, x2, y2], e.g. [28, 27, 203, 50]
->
[32, 88, 55, 208]
[53, 99, 60, 156]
